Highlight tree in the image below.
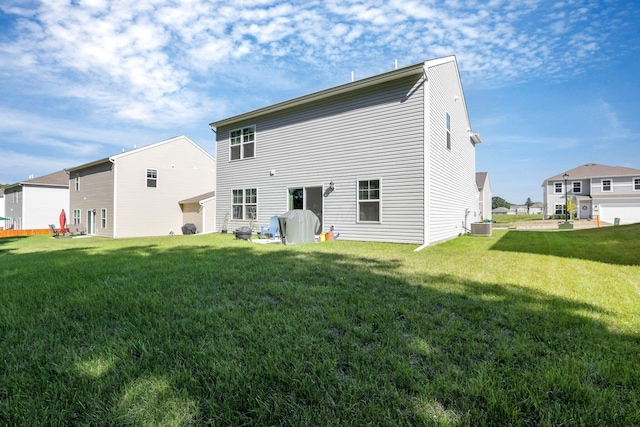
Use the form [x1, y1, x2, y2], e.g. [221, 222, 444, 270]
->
[566, 195, 577, 220]
[525, 197, 534, 214]
[492, 196, 511, 210]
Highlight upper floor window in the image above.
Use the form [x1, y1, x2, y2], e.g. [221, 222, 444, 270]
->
[232, 188, 257, 220]
[146, 168, 158, 188]
[445, 112, 451, 150]
[13, 191, 18, 204]
[230, 126, 255, 160]
[75, 174, 80, 191]
[554, 182, 563, 193]
[572, 181, 581, 193]
[634, 178, 640, 191]
[358, 179, 380, 222]
[602, 179, 612, 192]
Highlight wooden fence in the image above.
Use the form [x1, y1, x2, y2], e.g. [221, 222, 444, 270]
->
[0, 229, 52, 238]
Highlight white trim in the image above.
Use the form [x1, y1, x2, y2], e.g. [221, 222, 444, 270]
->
[146, 168, 158, 188]
[110, 158, 117, 239]
[421, 71, 431, 248]
[356, 178, 381, 224]
[572, 181, 581, 193]
[554, 182, 563, 193]
[229, 125, 256, 161]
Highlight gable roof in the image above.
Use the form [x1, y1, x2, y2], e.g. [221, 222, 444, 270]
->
[210, 56, 480, 144]
[543, 163, 640, 185]
[67, 135, 214, 173]
[179, 191, 216, 204]
[4, 170, 69, 190]
[476, 172, 488, 189]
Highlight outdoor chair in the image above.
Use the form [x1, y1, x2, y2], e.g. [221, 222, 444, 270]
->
[49, 224, 60, 237]
[259, 215, 280, 239]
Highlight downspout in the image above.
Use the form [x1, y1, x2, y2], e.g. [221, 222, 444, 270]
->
[415, 67, 430, 252]
[199, 200, 206, 233]
[109, 157, 117, 239]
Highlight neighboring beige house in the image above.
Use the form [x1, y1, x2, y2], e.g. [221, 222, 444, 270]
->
[66, 135, 216, 238]
[2, 170, 69, 230]
[542, 163, 640, 224]
[476, 172, 492, 221]
[178, 191, 216, 234]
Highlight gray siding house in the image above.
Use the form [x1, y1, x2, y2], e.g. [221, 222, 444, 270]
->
[211, 56, 482, 246]
[542, 163, 640, 224]
[2, 170, 69, 230]
[67, 136, 216, 238]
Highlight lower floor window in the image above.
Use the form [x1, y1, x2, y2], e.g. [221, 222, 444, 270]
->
[358, 179, 380, 222]
[101, 209, 107, 229]
[73, 209, 81, 224]
[554, 204, 566, 215]
[232, 188, 257, 220]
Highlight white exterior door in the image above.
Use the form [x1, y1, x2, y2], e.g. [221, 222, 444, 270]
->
[87, 210, 96, 235]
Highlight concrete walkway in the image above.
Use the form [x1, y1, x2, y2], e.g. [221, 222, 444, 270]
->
[504, 219, 612, 230]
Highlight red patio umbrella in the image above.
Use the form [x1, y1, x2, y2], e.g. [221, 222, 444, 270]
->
[59, 209, 67, 234]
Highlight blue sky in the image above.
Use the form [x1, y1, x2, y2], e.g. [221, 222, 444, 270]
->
[1, 0, 638, 204]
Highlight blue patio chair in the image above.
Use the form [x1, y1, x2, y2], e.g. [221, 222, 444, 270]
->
[259, 215, 280, 239]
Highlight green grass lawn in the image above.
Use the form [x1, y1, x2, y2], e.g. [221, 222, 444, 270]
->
[1, 226, 639, 426]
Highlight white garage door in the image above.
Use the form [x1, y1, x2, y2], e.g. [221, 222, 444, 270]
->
[599, 203, 640, 225]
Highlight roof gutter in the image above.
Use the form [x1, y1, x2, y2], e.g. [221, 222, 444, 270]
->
[210, 62, 426, 128]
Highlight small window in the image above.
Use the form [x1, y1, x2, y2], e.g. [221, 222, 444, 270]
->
[75, 174, 80, 191]
[358, 179, 380, 222]
[602, 179, 612, 192]
[230, 126, 255, 160]
[554, 204, 566, 215]
[146, 169, 158, 188]
[232, 188, 258, 220]
[634, 178, 640, 191]
[446, 112, 451, 150]
[13, 191, 18, 204]
[572, 181, 581, 193]
[101, 209, 107, 229]
[554, 182, 563, 193]
[73, 209, 81, 225]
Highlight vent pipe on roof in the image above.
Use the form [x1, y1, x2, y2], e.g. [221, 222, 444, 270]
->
[351, 71, 354, 82]
[395, 59, 398, 69]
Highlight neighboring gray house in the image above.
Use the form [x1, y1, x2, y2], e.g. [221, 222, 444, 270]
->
[542, 163, 640, 224]
[210, 56, 483, 246]
[476, 172, 492, 221]
[2, 170, 69, 230]
[66, 136, 216, 238]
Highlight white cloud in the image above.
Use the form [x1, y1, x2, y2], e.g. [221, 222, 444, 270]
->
[0, 0, 634, 129]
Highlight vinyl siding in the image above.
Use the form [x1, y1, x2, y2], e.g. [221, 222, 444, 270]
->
[181, 203, 203, 232]
[114, 137, 216, 238]
[426, 61, 478, 243]
[69, 161, 114, 237]
[591, 176, 637, 196]
[4, 188, 22, 229]
[23, 186, 69, 229]
[216, 74, 426, 244]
